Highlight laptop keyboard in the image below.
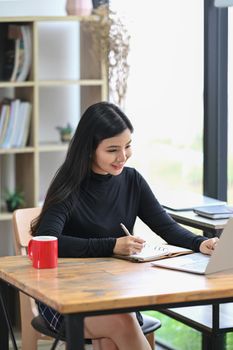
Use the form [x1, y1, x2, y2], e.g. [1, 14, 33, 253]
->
[181, 261, 208, 270]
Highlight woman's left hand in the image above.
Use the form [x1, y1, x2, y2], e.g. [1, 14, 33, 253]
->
[199, 237, 219, 255]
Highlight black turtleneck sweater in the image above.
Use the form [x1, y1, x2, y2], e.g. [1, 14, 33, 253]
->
[36, 167, 206, 257]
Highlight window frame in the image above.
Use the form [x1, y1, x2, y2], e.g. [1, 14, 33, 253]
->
[203, 0, 228, 201]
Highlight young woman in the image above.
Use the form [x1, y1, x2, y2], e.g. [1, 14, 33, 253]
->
[31, 101, 218, 350]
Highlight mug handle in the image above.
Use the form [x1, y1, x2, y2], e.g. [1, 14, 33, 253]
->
[28, 239, 33, 260]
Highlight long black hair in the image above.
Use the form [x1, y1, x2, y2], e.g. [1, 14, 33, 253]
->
[31, 101, 134, 235]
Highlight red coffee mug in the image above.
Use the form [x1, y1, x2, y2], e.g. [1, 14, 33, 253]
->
[28, 236, 58, 269]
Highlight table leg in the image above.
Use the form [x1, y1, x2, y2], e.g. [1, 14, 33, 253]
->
[202, 333, 226, 350]
[65, 313, 85, 350]
[0, 288, 9, 350]
[203, 229, 223, 238]
[0, 280, 10, 350]
[0, 280, 18, 350]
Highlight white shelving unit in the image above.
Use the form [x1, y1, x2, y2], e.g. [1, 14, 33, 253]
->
[0, 16, 108, 222]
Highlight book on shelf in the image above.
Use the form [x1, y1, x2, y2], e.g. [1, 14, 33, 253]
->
[8, 25, 23, 82]
[114, 244, 193, 263]
[1, 25, 15, 81]
[16, 25, 32, 82]
[193, 205, 233, 219]
[15, 101, 32, 147]
[0, 24, 9, 81]
[0, 99, 32, 148]
[0, 24, 32, 82]
[0, 100, 11, 146]
[8, 99, 21, 147]
[1, 99, 20, 148]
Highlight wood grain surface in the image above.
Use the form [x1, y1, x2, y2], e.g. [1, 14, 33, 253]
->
[0, 255, 233, 314]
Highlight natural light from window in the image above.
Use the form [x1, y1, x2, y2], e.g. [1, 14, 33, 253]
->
[111, 0, 204, 203]
[110, 0, 204, 241]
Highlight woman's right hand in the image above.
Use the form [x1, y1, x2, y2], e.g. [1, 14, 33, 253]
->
[113, 236, 145, 256]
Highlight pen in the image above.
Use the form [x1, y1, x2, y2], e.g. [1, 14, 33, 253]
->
[120, 223, 132, 236]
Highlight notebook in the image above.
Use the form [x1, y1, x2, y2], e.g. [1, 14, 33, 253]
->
[152, 217, 233, 275]
[114, 243, 193, 263]
[193, 205, 233, 219]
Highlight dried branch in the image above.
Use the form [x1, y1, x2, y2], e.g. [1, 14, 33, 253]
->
[84, 5, 130, 107]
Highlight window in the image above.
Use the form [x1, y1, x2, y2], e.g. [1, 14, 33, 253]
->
[228, 8, 233, 204]
[112, 0, 204, 196]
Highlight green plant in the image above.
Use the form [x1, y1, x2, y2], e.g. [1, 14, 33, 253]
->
[56, 122, 73, 136]
[5, 189, 25, 212]
[56, 123, 73, 142]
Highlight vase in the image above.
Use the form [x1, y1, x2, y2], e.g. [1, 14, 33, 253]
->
[60, 133, 72, 143]
[66, 0, 93, 16]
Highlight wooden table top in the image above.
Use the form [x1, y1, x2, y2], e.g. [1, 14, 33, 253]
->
[0, 255, 233, 314]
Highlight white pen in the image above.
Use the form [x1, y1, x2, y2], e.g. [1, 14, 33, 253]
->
[121, 223, 147, 248]
[120, 223, 132, 236]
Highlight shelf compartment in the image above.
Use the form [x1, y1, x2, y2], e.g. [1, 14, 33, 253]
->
[37, 79, 104, 86]
[0, 82, 35, 88]
[0, 15, 107, 224]
[0, 15, 100, 24]
[0, 147, 35, 154]
[39, 143, 69, 152]
[0, 212, 12, 221]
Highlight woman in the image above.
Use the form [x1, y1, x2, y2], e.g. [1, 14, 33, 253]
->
[31, 101, 218, 350]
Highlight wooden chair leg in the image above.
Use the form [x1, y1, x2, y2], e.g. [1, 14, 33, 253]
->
[20, 294, 39, 350]
[21, 324, 39, 350]
[146, 331, 155, 350]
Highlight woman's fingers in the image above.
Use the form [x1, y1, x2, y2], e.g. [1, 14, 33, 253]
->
[113, 236, 145, 255]
[199, 237, 219, 255]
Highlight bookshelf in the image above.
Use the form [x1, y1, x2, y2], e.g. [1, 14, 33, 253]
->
[0, 16, 108, 223]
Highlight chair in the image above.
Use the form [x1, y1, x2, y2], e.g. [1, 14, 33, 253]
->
[12, 207, 161, 350]
[31, 313, 161, 350]
[12, 207, 46, 350]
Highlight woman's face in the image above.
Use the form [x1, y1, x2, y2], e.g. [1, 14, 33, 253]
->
[92, 129, 132, 175]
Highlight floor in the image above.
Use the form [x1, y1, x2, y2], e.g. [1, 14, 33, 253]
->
[10, 344, 166, 350]
[10, 336, 166, 350]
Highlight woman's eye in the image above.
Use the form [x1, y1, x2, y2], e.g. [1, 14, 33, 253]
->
[107, 149, 117, 153]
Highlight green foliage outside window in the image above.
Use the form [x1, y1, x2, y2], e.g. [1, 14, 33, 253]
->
[143, 311, 233, 350]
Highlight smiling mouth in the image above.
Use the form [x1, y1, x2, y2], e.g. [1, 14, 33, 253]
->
[112, 163, 124, 170]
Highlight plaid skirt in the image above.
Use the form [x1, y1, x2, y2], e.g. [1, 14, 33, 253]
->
[37, 301, 143, 334]
[37, 301, 64, 333]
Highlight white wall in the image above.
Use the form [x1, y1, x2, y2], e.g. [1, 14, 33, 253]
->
[38, 20, 81, 200]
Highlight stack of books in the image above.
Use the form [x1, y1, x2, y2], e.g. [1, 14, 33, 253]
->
[0, 98, 32, 148]
[0, 24, 32, 82]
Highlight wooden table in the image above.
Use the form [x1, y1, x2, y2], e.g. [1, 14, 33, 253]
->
[1, 256, 233, 350]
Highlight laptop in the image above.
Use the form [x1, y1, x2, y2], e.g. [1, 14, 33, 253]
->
[152, 217, 233, 275]
[157, 190, 226, 211]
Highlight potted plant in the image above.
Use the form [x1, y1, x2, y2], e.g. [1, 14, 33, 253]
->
[5, 189, 25, 212]
[56, 123, 73, 143]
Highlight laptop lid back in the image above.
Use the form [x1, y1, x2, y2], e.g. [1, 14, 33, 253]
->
[205, 217, 233, 274]
[152, 217, 233, 275]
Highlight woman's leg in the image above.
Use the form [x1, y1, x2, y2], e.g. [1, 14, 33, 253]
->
[84, 313, 151, 350]
[92, 338, 118, 350]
